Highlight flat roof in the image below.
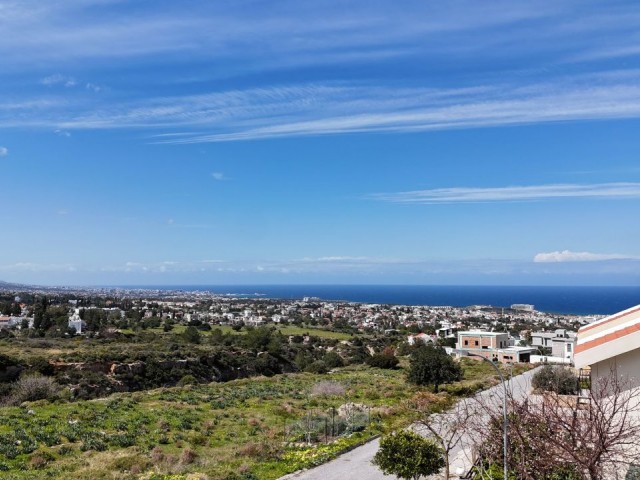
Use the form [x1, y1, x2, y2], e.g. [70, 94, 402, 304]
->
[458, 331, 507, 336]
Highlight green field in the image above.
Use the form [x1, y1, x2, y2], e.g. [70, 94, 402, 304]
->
[0, 359, 515, 480]
[119, 324, 354, 341]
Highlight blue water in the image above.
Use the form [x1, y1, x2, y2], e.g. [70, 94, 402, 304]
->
[123, 285, 640, 316]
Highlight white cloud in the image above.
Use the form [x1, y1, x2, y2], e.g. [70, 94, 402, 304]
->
[54, 129, 71, 137]
[313, 256, 371, 262]
[533, 250, 638, 263]
[85, 83, 101, 92]
[372, 183, 640, 204]
[211, 172, 226, 181]
[41, 74, 76, 87]
[0, 147, 7, 156]
[0, 262, 76, 272]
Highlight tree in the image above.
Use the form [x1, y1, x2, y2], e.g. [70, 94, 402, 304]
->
[373, 430, 445, 480]
[416, 397, 476, 480]
[183, 326, 201, 344]
[407, 345, 462, 392]
[474, 368, 640, 480]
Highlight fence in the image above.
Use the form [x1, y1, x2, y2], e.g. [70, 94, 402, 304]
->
[283, 405, 375, 444]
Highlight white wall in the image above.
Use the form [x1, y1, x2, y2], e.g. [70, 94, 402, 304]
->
[591, 349, 640, 391]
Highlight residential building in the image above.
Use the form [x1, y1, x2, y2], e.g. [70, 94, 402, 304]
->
[575, 304, 640, 389]
[456, 330, 535, 363]
[407, 333, 435, 345]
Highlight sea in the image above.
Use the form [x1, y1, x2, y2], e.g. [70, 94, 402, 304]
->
[127, 285, 640, 316]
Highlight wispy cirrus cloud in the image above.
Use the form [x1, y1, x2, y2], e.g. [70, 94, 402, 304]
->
[3, 3, 640, 143]
[534, 250, 639, 263]
[0, 147, 7, 156]
[5, 72, 640, 141]
[371, 183, 640, 204]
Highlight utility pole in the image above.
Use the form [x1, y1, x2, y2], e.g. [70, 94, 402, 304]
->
[468, 353, 508, 480]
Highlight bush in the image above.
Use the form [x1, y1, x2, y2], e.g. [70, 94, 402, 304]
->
[366, 353, 399, 369]
[311, 380, 346, 397]
[7, 373, 59, 405]
[176, 375, 197, 387]
[322, 351, 344, 369]
[304, 361, 328, 374]
[373, 430, 445, 479]
[531, 365, 578, 395]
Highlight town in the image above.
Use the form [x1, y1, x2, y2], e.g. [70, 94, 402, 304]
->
[0, 283, 594, 367]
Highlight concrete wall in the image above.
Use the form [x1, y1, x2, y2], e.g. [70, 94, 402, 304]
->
[591, 348, 640, 391]
[531, 355, 572, 365]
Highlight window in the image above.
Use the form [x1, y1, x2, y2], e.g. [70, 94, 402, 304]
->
[567, 343, 572, 352]
[464, 340, 468, 346]
[474, 340, 479, 346]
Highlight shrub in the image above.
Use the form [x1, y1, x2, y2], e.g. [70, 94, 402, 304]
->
[531, 365, 578, 395]
[177, 375, 198, 387]
[304, 361, 328, 374]
[8, 373, 59, 404]
[179, 447, 197, 465]
[311, 381, 346, 397]
[373, 430, 445, 479]
[322, 351, 344, 369]
[366, 353, 399, 369]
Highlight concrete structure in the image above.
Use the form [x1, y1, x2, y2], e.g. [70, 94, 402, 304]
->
[436, 320, 454, 338]
[511, 303, 534, 312]
[531, 329, 577, 363]
[407, 332, 434, 345]
[68, 308, 85, 334]
[456, 330, 535, 363]
[575, 304, 640, 389]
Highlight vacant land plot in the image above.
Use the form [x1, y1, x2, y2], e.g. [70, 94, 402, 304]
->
[0, 359, 521, 479]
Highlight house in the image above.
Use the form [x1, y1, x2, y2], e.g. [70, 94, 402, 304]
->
[68, 308, 85, 334]
[407, 333, 434, 345]
[531, 329, 577, 363]
[456, 330, 535, 363]
[575, 304, 640, 389]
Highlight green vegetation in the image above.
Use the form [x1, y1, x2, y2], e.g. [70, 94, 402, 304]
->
[0, 357, 522, 480]
[0, 292, 534, 479]
[0, 366, 411, 479]
[373, 430, 445, 480]
[407, 345, 463, 392]
[531, 365, 578, 395]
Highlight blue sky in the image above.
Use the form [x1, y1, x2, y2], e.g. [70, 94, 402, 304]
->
[1, 0, 640, 286]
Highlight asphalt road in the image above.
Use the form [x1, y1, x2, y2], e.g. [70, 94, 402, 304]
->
[283, 367, 538, 480]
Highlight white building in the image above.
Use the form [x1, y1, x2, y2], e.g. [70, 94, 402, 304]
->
[575, 304, 640, 389]
[68, 308, 85, 334]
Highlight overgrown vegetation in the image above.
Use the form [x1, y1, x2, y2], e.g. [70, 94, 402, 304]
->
[0, 355, 516, 479]
[531, 364, 578, 395]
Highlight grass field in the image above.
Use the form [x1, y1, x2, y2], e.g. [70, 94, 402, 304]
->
[0, 354, 525, 480]
[119, 324, 354, 341]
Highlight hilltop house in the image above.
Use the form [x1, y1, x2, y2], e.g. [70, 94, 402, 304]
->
[456, 330, 535, 364]
[575, 304, 640, 389]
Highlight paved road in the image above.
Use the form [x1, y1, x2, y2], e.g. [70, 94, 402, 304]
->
[283, 367, 538, 480]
